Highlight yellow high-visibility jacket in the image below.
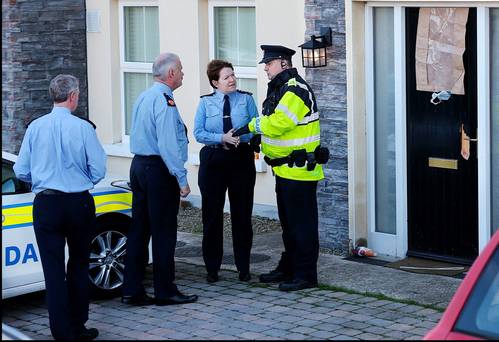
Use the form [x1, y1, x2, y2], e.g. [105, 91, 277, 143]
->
[248, 68, 324, 181]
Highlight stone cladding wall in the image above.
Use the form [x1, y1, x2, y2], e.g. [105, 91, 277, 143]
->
[2, 0, 88, 153]
[304, 0, 350, 255]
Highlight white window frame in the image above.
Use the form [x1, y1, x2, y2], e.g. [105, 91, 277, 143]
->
[365, 5, 406, 257]
[208, 0, 256, 81]
[365, 2, 494, 257]
[118, 0, 159, 143]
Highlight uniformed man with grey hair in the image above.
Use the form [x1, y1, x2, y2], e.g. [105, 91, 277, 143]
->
[14, 74, 106, 340]
[121, 52, 198, 306]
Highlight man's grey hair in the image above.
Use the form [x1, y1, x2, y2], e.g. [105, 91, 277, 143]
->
[152, 53, 180, 78]
[49, 74, 79, 103]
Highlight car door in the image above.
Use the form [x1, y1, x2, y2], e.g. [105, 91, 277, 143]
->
[2, 157, 45, 297]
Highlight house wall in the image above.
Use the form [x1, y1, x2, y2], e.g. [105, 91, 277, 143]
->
[303, 0, 351, 254]
[2, 0, 89, 154]
[86, 0, 306, 208]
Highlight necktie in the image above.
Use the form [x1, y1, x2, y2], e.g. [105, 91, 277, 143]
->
[223, 94, 232, 133]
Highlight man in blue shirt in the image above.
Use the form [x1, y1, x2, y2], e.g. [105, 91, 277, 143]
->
[14, 74, 106, 340]
[122, 52, 198, 306]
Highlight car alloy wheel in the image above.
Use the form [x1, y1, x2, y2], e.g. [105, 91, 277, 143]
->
[88, 230, 127, 292]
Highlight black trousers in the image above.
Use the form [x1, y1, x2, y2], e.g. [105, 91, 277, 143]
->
[275, 176, 319, 283]
[33, 191, 95, 340]
[123, 155, 180, 299]
[198, 144, 256, 274]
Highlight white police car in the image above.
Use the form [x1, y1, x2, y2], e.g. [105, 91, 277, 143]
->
[2, 151, 144, 298]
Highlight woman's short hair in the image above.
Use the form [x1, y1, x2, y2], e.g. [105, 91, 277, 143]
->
[49, 74, 79, 103]
[206, 60, 234, 88]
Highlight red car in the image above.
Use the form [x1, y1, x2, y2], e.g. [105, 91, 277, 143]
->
[425, 231, 499, 340]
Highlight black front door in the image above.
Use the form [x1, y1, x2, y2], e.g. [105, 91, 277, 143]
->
[406, 8, 478, 264]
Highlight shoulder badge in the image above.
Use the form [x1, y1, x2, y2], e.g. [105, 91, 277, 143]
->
[200, 92, 216, 98]
[25, 115, 44, 128]
[163, 93, 176, 107]
[287, 78, 297, 87]
[237, 89, 253, 96]
[78, 116, 97, 129]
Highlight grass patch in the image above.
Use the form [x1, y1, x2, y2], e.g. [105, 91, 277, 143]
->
[317, 283, 445, 312]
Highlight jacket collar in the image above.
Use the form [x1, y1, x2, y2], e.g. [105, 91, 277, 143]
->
[268, 68, 299, 89]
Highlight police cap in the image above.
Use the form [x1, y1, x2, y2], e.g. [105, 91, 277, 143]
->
[259, 45, 296, 64]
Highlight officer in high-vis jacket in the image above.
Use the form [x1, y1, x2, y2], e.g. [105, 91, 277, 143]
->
[233, 45, 329, 292]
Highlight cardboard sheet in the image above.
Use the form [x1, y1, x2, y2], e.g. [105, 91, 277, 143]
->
[416, 8, 469, 95]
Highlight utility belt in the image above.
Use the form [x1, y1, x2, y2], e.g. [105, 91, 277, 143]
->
[264, 145, 329, 171]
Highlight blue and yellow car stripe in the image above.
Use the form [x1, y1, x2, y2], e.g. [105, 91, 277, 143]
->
[2, 190, 132, 230]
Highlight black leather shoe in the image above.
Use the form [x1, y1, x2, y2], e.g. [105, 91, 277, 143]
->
[238, 272, 251, 281]
[75, 327, 99, 340]
[259, 269, 292, 283]
[278, 279, 318, 292]
[206, 272, 219, 283]
[121, 293, 155, 306]
[155, 292, 198, 306]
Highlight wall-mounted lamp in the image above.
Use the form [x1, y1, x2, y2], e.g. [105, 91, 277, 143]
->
[299, 27, 332, 68]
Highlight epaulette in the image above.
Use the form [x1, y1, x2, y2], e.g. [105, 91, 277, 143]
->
[78, 116, 97, 129]
[163, 93, 176, 107]
[237, 89, 253, 96]
[25, 115, 45, 128]
[200, 92, 216, 98]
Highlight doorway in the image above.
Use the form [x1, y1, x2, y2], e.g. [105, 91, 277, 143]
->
[405, 8, 478, 264]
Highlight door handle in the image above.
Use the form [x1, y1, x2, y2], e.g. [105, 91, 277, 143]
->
[464, 137, 478, 142]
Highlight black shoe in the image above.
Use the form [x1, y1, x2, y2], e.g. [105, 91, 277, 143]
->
[278, 279, 318, 292]
[239, 272, 251, 281]
[121, 293, 155, 306]
[259, 269, 292, 283]
[75, 327, 99, 340]
[155, 291, 198, 306]
[206, 272, 219, 283]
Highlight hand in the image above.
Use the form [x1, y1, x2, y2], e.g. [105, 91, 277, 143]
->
[249, 134, 261, 153]
[232, 125, 250, 137]
[222, 128, 240, 146]
[180, 185, 191, 198]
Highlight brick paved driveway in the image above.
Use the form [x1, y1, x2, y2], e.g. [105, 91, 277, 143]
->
[2, 262, 441, 340]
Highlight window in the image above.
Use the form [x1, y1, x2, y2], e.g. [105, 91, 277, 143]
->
[2, 160, 30, 195]
[455, 248, 499, 339]
[119, 3, 159, 138]
[209, 1, 257, 102]
[373, 7, 396, 234]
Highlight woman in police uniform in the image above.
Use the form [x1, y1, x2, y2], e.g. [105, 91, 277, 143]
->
[194, 59, 258, 283]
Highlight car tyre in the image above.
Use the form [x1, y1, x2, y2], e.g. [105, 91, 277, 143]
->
[88, 215, 131, 298]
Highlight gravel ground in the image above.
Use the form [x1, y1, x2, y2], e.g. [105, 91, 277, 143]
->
[177, 205, 282, 238]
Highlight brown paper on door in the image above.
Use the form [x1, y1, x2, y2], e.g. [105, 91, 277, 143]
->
[415, 8, 469, 95]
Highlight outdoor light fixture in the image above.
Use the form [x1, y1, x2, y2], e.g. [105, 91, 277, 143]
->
[299, 27, 332, 68]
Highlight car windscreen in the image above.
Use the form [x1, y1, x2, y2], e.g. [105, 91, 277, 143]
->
[454, 247, 499, 339]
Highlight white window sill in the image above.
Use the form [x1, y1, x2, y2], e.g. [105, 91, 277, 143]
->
[103, 142, 133, 158]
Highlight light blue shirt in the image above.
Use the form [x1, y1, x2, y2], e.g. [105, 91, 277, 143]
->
[194, 89, 258, 145]
[130, 82, 189, 188]
[14, 106, 107, 194]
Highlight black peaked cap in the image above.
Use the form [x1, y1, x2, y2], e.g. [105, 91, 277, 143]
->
[259, 45, 296, 64]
